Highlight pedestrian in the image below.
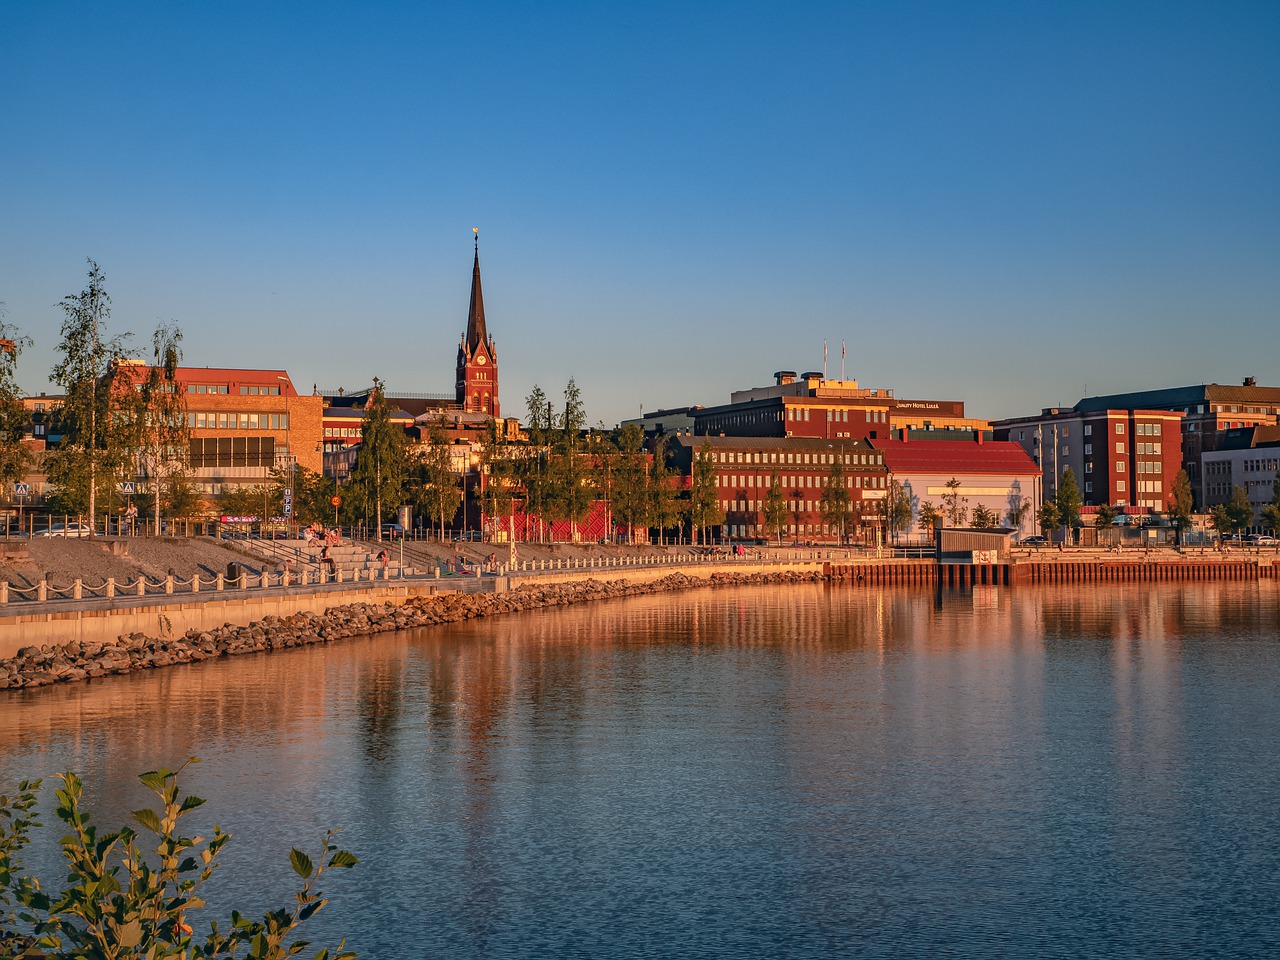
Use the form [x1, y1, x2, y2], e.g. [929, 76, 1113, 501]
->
[378, 547, 389, 574]
[321, 544, 336, 579]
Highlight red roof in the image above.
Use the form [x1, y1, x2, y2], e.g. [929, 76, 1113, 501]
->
[871, 439, 1040, 476]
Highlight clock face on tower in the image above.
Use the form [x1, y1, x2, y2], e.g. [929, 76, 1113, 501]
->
[476, 355, 486, 365]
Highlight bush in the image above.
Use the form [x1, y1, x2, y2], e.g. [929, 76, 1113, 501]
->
[0, 759, 356, 959]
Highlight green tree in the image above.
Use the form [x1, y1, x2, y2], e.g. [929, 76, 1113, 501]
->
[610, 424, 650, 543]
[1005, 496, 1031, 533]
[408, 420, 462, 540]
[917, 500, 941, 535]
[0, 309, 32, 488]
[1055, 468, 1083, 537]
[348, 380, 406, 539]
[647, 436, 679, 545]
[688, 439, 723, 545]
[971, 504, 998, 528]
[1221, 485, 1255, 538]
[1093, 502, 1119, 546]
[819, 454, 852, 543]
[764, 471, 789, 543]
[1260, 473, 1280, 537]
[1037, 500, 1060, 538]
[941, 477, 968, 526]
[882, 477, 912, 545]
[126, 324, 192, 535]
[0, 762, 356, 959]
[1167, 469, 1195, 546]
[47, 260, 132, 532]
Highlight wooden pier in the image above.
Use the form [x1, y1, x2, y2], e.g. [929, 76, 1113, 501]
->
[825, 558, 1276, 588]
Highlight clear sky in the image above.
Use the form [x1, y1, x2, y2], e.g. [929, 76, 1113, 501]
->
[2, 1, 1277, 427]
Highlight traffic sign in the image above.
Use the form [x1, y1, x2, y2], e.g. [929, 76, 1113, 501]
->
[121, 481, 135, 495]
[284, 487, 293, 500]
[284, 503, 292, 518]
[331, 495, 341, 507]
[14, 483, 28, 497]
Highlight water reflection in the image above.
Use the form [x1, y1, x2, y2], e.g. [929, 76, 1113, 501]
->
[2, 582, 1279, 958]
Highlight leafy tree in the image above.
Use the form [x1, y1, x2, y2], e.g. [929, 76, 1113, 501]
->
[882, 477, 912, 545]
[0, 308, 32, 487]
[478, 419, 517, 544]
[560, 377, 587, 438]
[126, 323, 192, 535]
[941, 477, 968, 526]
[1005, 496, 1031, 533]
[688, 439, 723, 545]
[970, 504, 998, 528]
[348, 380, 406, 539]
[1260, 473, 1280, 537]
[610, 424, 650, 542]
[819, 454, 852, 542]
[917, 500, 941, 535]
[47, 260, 132, 532]
[1222, 485, 1255, 537]
[1093, 502, 1119, 546]
[1037, 500, 1060, 538]
[0, 761, 356, 959]
[408, 420, 462, 539]
[1167, 469, 1195, 545]
[1055, 468, 1083, 536]
[647, 436, 680, 545]
[765, 471, 789, 544]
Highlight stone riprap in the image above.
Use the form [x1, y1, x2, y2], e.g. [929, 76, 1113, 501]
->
[0, 570, 820, 691]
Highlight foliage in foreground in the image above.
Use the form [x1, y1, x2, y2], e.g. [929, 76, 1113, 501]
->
[0, 760, 357, 959]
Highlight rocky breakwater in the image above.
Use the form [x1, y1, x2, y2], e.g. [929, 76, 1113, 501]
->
[1, 569, 821, 691]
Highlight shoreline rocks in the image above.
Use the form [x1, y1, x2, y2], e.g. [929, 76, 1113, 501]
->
[0, 570, 821, 692]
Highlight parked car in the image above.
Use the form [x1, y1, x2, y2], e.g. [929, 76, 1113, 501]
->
[37, 522, 92, 538]
[1021, 535, 1048, 546]
[381, 522, 405, 539]
[1245, 534, 1277, 546]
[452, 531, 482, 542]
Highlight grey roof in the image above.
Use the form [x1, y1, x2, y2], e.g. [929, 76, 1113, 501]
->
[1075, 383, 1280, 413]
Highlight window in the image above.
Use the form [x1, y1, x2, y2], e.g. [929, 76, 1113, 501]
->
[1117, 480, 1126, 492]
[1116, 461, 1125, 473]
[1116, 442, 1125, 454]
[1084, 424, 1092, 436]
[1085, 481, 1093, 493]
[1084, 443, 1092, 455]
[1116, 423, 1125, 434]
[1085, 462, 1093, 474]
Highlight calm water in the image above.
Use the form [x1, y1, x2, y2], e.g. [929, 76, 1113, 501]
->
[3, 582, 1280, 958]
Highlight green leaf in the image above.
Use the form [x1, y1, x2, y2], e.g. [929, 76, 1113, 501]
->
[178, 795, 206, 814]
[298, 898, 328, 921]
[132, 808, 162, 833]
[139, 770, 171, 793]
[327, 850, 359, 869]
[116, 917, 143, 947]
[289, 849, 313, 879]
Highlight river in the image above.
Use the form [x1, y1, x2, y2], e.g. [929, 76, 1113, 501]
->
[2, 582, 1279, 958]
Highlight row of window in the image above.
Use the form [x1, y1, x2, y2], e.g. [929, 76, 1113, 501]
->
[324, 427, 362, 439]
[185, 384, 283, 396]
[711, 450, 883, 467]
[716, 473, 887, 491]
[189, 437, 277, 468]
[188, 412, 289, 430]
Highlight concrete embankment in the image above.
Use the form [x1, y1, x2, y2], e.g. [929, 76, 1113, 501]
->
[0, 570, 822, 691]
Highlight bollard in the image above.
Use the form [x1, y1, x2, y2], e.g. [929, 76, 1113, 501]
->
[166, 575, 174, 595]
[38, 580, 47, 602]
[191, 576, 199, 594]
[137, 578, 146, 597]
[74, 579, 83, 600]
[216, 574, 224, 592]
[260, 571, 269, 589]
[1, 581, 7, 604]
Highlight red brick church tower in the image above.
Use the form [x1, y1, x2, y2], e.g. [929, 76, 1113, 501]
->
[456, 232, 499, 417]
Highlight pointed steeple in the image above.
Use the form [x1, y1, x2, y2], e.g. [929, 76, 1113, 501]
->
[465, 232, 487, 353]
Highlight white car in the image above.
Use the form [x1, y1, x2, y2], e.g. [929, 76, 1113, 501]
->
[37, 522, 93, 538]
[1245, 534, 1277, 546]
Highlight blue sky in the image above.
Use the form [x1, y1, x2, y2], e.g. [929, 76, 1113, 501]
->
[2, 1, 1277, 426]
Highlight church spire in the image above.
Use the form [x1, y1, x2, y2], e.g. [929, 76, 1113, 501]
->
[465, 228, 487, 353]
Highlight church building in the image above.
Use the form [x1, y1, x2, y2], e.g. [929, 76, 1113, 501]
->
[456, 235, 500, 418]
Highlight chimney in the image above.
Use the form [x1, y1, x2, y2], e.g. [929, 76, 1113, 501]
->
[976, 431, 984, 444]
[1244, 376, 1257, 387]
[900, 428, 908, 443]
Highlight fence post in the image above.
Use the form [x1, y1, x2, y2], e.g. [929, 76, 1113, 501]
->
[0, 581, 6, 604]
[74, 579, 83, 600]
[106, 577, 115, 598]
[165, 575, 174, 595]
[216, 574, 224, 592]
[137, 578, 146, 597]
[191, 576, 199, 594]
[260, 571, 269, 589]
[38, 580, 47, 602]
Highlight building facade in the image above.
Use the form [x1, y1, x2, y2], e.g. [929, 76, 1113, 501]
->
[456, 239, 500, 418]
[993, 407, 1184, 515]
[670, 435, 889, 542]
[1201, 425, 1280, 528]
